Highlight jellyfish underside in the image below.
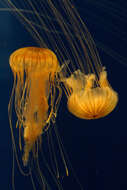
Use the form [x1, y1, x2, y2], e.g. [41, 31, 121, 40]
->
[9, 47, 60, 166]
[64, 68, 118, 119]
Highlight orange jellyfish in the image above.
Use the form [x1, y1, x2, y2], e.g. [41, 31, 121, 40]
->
[8, 47, 61, 166]
[63, 68, 118, 119]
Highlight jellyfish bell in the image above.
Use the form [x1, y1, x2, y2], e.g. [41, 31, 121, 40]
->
[9, 46, 60, 166]
[63, 67, 118, 119]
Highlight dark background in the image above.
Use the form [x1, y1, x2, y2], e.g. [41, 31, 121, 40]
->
[0, 0, 127, 190]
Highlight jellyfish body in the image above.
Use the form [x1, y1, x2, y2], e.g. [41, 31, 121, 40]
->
[9, 47, 60, 165]
[64, 68, 118, 119]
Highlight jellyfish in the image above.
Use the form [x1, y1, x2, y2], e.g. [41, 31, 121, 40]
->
[8, 46, 61, 166]
[63, 68, 118, 119]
